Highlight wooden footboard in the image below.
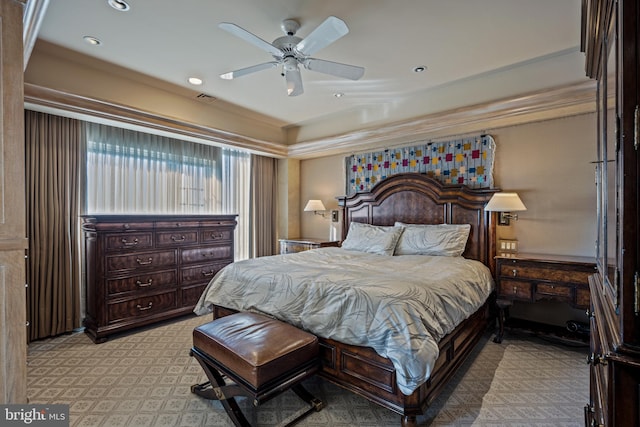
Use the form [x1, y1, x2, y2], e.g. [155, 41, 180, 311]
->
[210, 173, 498, 426]
[212, 296, 493, 426]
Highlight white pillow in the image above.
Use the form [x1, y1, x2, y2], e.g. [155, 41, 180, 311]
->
[394, 222, 471, 256]
[341, 222, 405, 256]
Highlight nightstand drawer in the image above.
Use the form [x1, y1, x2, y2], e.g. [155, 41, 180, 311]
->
[535, 283, 572, 302]
[499, 263, 591, 283]
[498, 279, 532, 300]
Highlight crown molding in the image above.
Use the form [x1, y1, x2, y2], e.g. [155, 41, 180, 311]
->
[22, 0, 50, 70]
[287, 79, 597, 159]
[24, 79, 597, 161]
[24, 83, 289, 158]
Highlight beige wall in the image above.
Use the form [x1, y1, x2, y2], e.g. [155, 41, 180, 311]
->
[300, 113, 597, 258]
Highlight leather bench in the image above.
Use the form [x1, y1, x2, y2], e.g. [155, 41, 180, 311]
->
[190, 312, 324, 426]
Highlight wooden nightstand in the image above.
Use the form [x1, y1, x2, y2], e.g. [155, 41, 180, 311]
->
[279, 238, 340, 254]
[494, 253, 595, 343]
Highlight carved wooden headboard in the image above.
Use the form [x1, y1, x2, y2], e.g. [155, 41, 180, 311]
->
[337, 173, 499, 273]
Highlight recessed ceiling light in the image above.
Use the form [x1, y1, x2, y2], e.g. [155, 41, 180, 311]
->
[188, 77, 203, 86]
[83, 36, 102, 46]
[108, 0, 130, 11]
[413, 65, 427, 73]
[334, 92, 345, 98]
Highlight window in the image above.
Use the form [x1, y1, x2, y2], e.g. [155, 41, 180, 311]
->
[86, 123, 250, 259]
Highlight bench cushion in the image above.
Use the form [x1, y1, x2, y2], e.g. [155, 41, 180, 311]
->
[193, 312, 318, 389]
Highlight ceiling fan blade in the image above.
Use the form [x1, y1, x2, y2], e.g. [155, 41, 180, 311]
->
[295, 16, 349, 56]
[283, 59, 304, 96]
[220, 62, 279, 80]
[219, 22, 283, 58]
[304, 58, 364, 80]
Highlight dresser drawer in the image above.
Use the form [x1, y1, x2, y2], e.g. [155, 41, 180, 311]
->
[107, 291, 178, 323]
[182, 284, 208, 307]
[199, 228, 233, 244]
[107, 270, 178, 295]
[156, 230, 198, 246]
[106, 250, 177, 272]
[155, 220, 200, 229]
[181, 262, 229, 286]
[94, 222, 154, 232]
[498, 279, 532, 300]
[106, 233, 153, 251]
[181, 246, 232, 264]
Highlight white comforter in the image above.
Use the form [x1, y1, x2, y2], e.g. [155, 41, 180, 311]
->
[193, 247, 494, 395]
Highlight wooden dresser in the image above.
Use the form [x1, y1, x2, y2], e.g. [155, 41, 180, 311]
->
[494, 253, 595, 343]
[582, 1, 640, 425]
[278, 237, 340, 254]
[82, 215, 237, 343]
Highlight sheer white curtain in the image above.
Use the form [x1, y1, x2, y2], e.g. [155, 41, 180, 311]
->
[86, 124, 222, 213]
[86, 123, 250, 259]
[221, 149, 251, 260]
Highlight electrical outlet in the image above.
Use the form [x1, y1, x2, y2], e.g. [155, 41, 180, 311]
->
[331, 210, 339, 222]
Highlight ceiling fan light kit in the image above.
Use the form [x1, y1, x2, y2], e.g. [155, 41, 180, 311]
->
[219, 16, 364, 97]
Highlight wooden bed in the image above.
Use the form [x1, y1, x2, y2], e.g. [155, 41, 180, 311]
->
[213, 173, 498, 426]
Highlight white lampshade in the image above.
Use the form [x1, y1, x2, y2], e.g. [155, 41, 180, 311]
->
[484, 193, 527, 212]
[304, 199, 326, 212]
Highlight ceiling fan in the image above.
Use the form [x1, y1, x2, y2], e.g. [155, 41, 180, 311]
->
[218, 16, 365, 96]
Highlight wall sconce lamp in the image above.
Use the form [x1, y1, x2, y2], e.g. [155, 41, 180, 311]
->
[484, 193, 527, 226]
[304, 199, 328, 218]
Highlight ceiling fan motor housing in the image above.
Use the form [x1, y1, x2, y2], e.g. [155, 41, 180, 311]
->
[281, 19, 300, 36]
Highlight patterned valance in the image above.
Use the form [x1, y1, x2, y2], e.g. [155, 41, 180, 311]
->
[345, 134, 495, 196]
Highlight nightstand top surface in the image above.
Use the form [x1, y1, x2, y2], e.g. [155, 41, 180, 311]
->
[279, 237, 339, 244]
[496, 252, 595, 266]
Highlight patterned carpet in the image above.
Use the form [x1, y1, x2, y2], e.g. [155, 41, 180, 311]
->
[27, 315, 589, 427]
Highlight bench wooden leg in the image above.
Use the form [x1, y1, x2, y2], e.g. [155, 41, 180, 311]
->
[190, 348, 324, 427]
[401, 415, 417, 426]
[190, 349, 251, 427]
[493, 299, 512, 343]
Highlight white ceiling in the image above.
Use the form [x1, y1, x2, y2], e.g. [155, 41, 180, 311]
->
[35, 0, 588, 137]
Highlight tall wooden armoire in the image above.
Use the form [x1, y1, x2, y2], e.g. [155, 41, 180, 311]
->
[582, 0, 640, 425]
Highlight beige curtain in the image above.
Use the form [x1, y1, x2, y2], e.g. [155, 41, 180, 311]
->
[25, 110, 85, 341]
[250, 155, 277, 257]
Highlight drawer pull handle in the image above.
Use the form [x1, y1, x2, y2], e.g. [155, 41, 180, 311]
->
[136, 302, 153, 311]
[135, 279, 153, 287]
[512, 269, 517, 277]
[210, 232, 223, 240]
[121, 238, 139, 247]
[202, 270, 215, 277]
[123, 224, 130, 230]
[171, 235, 186, 242]
[136, 257, 153, 265]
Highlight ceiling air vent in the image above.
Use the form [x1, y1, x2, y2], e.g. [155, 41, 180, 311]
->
[195, 93, 217, 104]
